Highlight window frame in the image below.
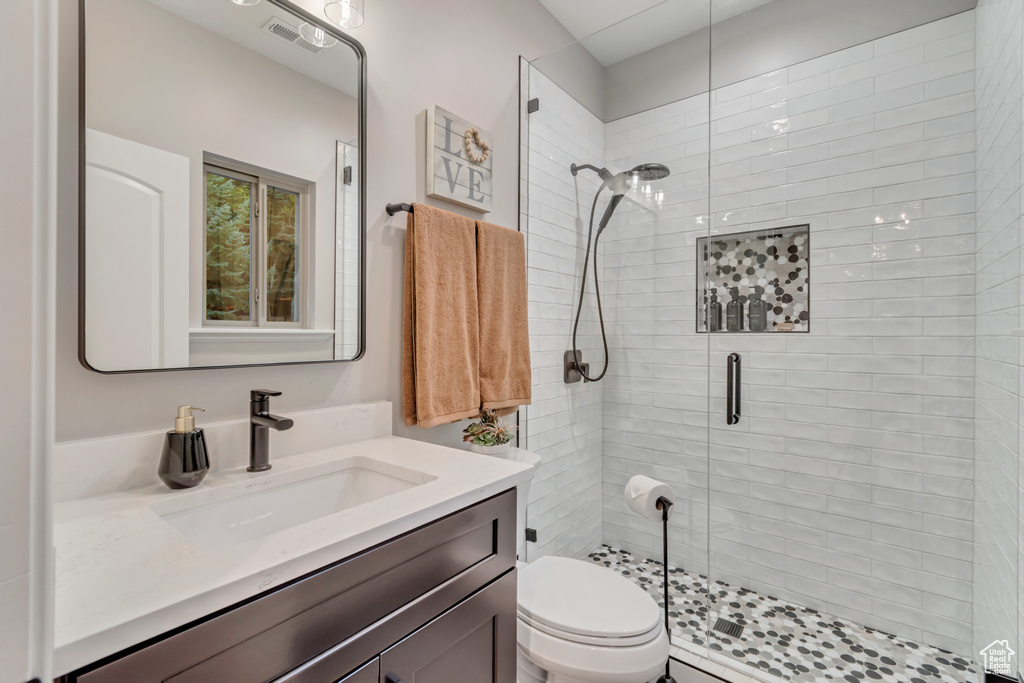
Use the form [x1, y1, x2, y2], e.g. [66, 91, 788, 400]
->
[202, 156, 314, 330]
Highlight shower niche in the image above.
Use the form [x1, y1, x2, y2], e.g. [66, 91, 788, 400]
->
[697, 224, 809, 333]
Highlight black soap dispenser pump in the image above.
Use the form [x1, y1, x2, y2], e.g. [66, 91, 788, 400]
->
[749, 287, 769, 333]
[726, 288, 744, 332]
[159, 406, 210, 489]
[708, 291, 723, 332]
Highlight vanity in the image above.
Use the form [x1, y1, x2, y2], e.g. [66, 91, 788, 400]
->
[52, 403, 532, 683]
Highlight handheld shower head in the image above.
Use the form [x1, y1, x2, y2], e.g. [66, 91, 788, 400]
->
[571, 161, 671, 192]
[629, 163, 671, 182]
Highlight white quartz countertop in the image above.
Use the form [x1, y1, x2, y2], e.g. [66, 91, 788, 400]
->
[53, 436, 532, 676]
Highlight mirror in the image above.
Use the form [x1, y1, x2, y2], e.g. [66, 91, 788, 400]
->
[80, 0, 365, 372]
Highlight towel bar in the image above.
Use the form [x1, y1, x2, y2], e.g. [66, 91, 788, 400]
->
[386, 203, 414, 216]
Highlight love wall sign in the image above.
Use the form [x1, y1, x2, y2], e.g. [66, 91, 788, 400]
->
[426, 106, 493, 213]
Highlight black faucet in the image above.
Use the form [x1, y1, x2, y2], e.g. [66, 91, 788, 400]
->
[248, 390, 294, 472]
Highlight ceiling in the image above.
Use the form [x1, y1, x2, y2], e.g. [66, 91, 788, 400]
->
[539, 0, 776, 66]
[145, 0, 360, 96]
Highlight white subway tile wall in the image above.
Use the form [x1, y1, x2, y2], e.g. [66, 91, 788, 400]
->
[526, 11, 984, 660]
[973, 0, 1023, 668]
[524, 67, 607, 561]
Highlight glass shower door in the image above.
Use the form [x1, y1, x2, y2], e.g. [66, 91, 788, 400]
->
[522, 4, 716, 671]
[587, 5, 715, 670]
[704, 2, 987, 681]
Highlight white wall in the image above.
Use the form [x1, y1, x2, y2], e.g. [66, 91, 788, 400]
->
[56, 0, 575, 448]
[1, 0, 55, 679]
[973, 0, 1023, 670]
[523, 67, 607, 561]
[534, 0, 976, 124]
[608, 0, 976, 123]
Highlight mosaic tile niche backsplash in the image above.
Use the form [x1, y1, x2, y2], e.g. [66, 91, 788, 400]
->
[697, 224, 810, 333]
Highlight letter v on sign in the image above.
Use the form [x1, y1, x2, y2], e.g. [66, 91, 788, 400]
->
[440, 157, 463, 194]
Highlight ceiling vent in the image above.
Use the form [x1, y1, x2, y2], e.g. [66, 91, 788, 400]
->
[261, 17, 323, 54]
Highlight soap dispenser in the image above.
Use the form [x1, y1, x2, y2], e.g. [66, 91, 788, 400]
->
[159, 406, 210, 489]
[707, 291, 723, 332]
[726, 288, 744, 332]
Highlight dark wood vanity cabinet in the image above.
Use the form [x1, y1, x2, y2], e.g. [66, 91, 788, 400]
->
[331, 571, 515, 683]
[59, 489, 516, 683]
[337, 659, 378, 683]
[379, 570, 515, 683]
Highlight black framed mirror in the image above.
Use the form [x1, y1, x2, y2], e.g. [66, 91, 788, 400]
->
[79, 0, 365, 372]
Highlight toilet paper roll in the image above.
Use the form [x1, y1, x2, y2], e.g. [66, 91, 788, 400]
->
[624, 475, 675, 523]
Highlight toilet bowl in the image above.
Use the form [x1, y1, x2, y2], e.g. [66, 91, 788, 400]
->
[516, 555, 669, 683]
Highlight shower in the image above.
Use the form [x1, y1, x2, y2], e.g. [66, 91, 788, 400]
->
[569, 162, 671, 382]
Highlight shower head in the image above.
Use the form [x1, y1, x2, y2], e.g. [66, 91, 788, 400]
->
[571, 161, 671, 194]
[629, 163, 671, 182]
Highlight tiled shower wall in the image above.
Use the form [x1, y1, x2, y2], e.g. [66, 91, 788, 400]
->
[523, 68, 607, 561]
[527, 11, 980, 657]
[973, 0, 1023, 668]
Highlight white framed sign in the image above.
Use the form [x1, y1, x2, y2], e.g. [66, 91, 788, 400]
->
[426, 105, 493, 213]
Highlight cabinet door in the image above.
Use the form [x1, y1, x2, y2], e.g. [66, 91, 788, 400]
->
[379, 571, 516, 683]
[336, 658, 378, 683]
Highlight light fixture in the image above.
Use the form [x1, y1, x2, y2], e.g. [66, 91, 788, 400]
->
[231, 0, 261, 6]
[299, 23, 338, 48]
[324, 0, 364, 28]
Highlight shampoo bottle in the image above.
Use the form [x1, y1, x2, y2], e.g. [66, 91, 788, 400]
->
[159, 406, 210, 489]
[708, 292, 723, 332]
[726, 288, 744, 332]
[748, 287, 769, 333]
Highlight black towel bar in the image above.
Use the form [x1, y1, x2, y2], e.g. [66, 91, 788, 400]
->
[386, 203, 413, 216]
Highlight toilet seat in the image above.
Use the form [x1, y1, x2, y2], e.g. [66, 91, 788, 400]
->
[517, 610, 662, 647]
[517, 556, 663, 647]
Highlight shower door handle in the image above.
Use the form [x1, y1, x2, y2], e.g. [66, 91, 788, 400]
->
[727, 353, 741, 425]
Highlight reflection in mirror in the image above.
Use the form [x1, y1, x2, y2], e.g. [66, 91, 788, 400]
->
[82, 0, 364, 372]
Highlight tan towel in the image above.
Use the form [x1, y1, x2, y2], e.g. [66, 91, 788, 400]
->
[476, 220, 532, 414]
[403, 204, 481, 428]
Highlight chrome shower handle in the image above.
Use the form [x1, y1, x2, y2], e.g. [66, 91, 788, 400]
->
[727, 353, 741, 426]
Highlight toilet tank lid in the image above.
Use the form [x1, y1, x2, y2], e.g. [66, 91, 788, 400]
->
[518, 556, 661, 639]
[507, 447, 541, 468]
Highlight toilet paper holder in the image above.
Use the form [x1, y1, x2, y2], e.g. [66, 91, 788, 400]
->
[654, 496, 675, 683]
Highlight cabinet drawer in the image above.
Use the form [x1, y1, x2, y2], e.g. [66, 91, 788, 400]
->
[73, 489, 515, 683]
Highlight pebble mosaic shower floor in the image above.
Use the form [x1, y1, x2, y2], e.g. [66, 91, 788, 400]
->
[586, 545, 979, 683]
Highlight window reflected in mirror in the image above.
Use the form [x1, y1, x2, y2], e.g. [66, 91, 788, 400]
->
[205, 168, 253, 323]
[266, 186, 299, 324]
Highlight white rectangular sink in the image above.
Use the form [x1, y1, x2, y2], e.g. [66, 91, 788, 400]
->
[148, 456, 436, 550]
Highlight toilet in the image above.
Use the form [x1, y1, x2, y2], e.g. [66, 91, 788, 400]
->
[507, 448, 669, 683]
[517, 556, 669, 683]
